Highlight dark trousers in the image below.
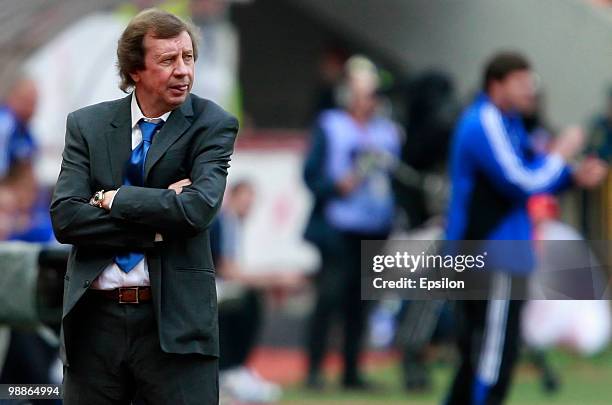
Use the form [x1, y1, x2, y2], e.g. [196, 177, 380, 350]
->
[218, 289, 262, 371]
[397, 300, 445, 353]
[306, 231, 383, 384]
[62, 290, 218, 405]
[396, 300, 445, 383]
[446, 296, 524, 405]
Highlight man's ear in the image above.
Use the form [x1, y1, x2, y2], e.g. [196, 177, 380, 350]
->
[130, 71, 140, 84]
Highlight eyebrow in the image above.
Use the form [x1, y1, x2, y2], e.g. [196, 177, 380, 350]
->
[155, 49, 193, 58]
[156, 49, 177, 56]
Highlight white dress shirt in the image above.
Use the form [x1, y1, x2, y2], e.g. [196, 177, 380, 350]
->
[91, 93, 171, 290]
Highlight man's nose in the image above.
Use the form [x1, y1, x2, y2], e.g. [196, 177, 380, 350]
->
[174, 57, 189, 77]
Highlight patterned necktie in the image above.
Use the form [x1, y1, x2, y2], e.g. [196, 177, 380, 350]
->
[115, 119, 164, 273]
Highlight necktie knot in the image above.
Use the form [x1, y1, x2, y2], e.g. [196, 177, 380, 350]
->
[138, 119, 163, 144]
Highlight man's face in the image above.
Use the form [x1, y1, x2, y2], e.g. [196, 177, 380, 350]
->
[347, 75, 378, 119]
[131, 30, 195, 112]
[232, 187, 255, 220]
[498, 70, 537, 113]
[7, 80, 38, 123]
[351, 88, 377, 118]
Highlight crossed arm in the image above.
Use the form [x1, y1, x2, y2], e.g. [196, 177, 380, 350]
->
[50, 112, 238, 248]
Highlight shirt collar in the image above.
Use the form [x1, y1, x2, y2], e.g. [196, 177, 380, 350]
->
[130, 92, 172, 129]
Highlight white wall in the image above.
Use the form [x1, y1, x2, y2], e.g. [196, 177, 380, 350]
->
[228, 146, 319, 273]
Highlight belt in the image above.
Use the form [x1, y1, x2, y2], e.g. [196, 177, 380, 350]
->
[90, 286, 152, 304]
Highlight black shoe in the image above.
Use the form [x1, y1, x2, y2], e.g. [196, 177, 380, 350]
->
[402, 351, 432, 392]
[404, 372, 432, 392]
[542, 371, 560, 394]
[403, 363, 432, 392]
[305, 372, 325, 391]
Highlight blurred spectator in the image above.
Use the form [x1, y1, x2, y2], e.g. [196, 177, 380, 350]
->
[0, 78, 37, 222]
[0, 77, 53, 242]
[588, 87, 612, 162]
[303, 55, 401, 390]
[444, 51, 608, 405]
[394, 71, 458, 229]
[522, 193, 610, 393]
[394, 300, 444, 392]
[211, 180, 301, 403]
[364, 71, 457, 394]
[0, 77, 59, 404]
[524, 195, 611, 356]
[581, 88, 612, 237]
[401, 71, 458, 172]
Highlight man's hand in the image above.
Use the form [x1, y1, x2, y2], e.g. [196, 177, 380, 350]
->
[336, 173, 361, 196]
[92, 179, 192, 212]
[168, 178, 192, 195]
[552, 126, 585, 160]
[573, 157, 609, 189]
[271, 272, 305, 291]
[100, 190, 117, 211]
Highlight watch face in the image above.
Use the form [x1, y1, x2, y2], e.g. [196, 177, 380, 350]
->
[95, 191, 104, 204]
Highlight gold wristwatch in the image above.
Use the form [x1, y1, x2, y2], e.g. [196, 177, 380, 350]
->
[91, 190, 105, 208]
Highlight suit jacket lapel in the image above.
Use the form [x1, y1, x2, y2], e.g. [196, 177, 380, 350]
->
[144, 95, 194, 184]
[107, 94, 133, 187]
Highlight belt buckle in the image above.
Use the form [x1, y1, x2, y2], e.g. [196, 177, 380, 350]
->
[118, 287, 139, 304]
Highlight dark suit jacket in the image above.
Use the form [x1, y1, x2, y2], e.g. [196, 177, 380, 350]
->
[302, 124, 342, 250]
[50, 93, 238, 366]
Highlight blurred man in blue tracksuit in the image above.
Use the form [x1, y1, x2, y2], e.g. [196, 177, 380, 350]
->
[444, 52, 608, 405]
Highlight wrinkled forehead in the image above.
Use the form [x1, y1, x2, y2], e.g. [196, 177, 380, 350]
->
[143, 30, 193, 56]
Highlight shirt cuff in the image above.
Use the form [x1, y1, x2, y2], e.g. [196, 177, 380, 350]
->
[108, 188, 119, 210]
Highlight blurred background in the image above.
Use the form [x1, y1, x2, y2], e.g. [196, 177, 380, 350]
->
[1, 0, 612, 404]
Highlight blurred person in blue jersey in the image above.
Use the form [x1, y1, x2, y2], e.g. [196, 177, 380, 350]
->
[303, 55, 401, 390]
[444, 51, 608, 405]
[0, 77, 54, 243]
[0, 77, 59, 404]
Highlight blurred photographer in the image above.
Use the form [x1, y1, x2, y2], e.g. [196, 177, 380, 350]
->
[303, 55, 401, 390]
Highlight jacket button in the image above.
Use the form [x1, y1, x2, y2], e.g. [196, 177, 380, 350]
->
[83, 280, 90, 288]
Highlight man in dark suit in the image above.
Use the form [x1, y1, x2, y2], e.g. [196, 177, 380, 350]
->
[49, 8, 238, 404]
